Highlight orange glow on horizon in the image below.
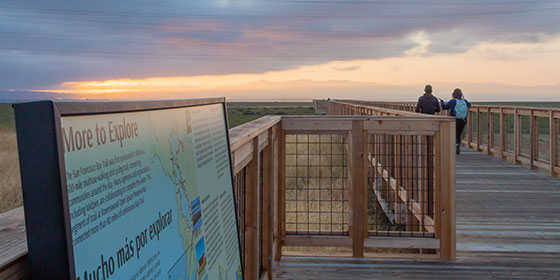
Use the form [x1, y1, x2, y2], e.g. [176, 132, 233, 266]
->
[45, 36, 560, 99]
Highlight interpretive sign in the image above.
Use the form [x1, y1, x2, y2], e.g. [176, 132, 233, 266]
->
[14, 98, 243, 280]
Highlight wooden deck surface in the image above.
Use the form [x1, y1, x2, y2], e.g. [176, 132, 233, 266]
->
[0, 207, 28, 279]
[1, 149, 559, 279]
[276, 149, 560, 279]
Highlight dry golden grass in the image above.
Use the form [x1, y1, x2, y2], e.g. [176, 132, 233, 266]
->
[0, 128, 22, 213]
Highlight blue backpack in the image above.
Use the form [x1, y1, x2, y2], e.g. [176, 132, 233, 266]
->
[454, 99, 468, 120]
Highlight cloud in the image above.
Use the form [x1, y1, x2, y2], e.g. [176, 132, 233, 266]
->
[405, 31, 432, 56]
[1, 0, 560, 90]
[333, 65, 361, 72]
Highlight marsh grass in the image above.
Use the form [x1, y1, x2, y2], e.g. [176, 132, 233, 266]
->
[0, 127, 22, 213]
[226, 105, 316, 128]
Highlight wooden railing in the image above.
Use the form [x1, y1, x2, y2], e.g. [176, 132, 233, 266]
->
[280, 115, 456, 260]
[327, 100, 560, 178]
[0, 112, 458, 279]
[313, 99, 329, 114]
[229, 116, 282, 280]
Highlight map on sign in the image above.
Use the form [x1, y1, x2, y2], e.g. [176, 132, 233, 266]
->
[61, 103, 242, 280]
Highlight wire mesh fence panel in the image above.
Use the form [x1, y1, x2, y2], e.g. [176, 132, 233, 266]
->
[285, 133, 349, 236]
[520, 115, 531, 158]
[480, 112, 488, 146]
[471, 113, 478, 143]
[505, 114, 515, 152]
[492, 113, 500, 149]
[233, 167, 246, 264]
[366, 134, 435, 237]
[536, 117, 550, 162]
[463, 120, 469, 140]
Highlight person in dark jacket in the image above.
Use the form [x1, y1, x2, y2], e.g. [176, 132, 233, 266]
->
[440, 88, 471, 154]
[415, 85, 441, 115]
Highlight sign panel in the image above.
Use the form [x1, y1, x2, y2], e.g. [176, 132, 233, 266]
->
[14, 99, 243, 280]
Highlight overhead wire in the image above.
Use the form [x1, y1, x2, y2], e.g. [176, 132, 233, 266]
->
[1, 5, 559, 20]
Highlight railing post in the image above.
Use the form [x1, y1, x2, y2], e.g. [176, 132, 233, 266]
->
[261, 128, 274, 279]
[530, 109, 535, 170]
[439, 120, 456, 260]
[245, 138, 260, 279]
[514, 108, 520, 164]
[550, 111, 558, 177]
[349, 120, 365, 257]
[487, 108, 492, 155]
[500, 108, 505, 160]
[276, 125, 285, 262]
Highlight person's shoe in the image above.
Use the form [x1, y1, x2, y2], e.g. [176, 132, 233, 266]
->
[456, 144, 461, 155]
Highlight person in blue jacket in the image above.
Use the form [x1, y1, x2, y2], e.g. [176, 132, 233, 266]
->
[440, 88, 471, 154]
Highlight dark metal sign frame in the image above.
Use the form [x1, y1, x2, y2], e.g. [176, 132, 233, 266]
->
[14, 97, 243, 279]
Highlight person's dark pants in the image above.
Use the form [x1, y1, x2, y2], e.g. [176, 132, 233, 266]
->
[456, 119, 466, 146]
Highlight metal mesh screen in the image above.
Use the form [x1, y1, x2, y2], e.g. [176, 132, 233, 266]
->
[471, 113, 478, 143]
[537, 117, 550, 162]
[505, 114, 515, 152]
[480, 112, 488, 146]
[366, 134, 435, 237]
[492, 113, 500, 149]
[285, 134, 349, 236]
[520, 115, 531, 157]
[233, 167, 246, 264]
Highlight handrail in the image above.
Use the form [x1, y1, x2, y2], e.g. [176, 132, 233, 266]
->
[319, 99, 560, 178]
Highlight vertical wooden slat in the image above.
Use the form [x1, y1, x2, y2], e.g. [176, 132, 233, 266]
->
[487, 109, 492, 155]
[276, 126, 285, 262]
[362, 131, 369, 237]
[439, 121, 456, 260]
[271, 125, 279, 271]
[349, 120, 364, 257]
[514, 108, 520, 164]
[530, 110, 535, 170]
[500, 108, 505, 160]
[261, 128, 274, 279]
[245, 138, 259, 279]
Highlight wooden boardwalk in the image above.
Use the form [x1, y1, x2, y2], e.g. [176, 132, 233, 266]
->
[1, 149, 559, 279]
[276, 149, 560, 279]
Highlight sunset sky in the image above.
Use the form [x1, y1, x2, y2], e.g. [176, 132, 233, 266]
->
[1, 1, 560, 100]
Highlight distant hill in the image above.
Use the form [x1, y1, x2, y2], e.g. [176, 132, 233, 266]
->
[201, 80, 560, 101]
[2, 80, 559, 101]
[0, 90, 81, 102]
